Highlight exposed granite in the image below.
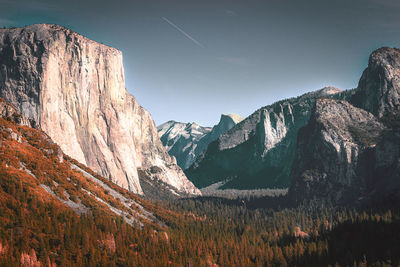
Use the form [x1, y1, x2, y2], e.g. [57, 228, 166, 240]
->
[0, 24, 200, 196]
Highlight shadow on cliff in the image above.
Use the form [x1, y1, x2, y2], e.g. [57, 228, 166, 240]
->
[185, 132, 298, 190]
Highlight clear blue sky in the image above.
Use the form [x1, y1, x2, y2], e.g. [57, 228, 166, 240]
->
[1, 0, 400, 126]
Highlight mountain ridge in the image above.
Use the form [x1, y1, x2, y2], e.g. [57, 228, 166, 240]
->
[186, 86, 354, 190]
[158, 113, 242, 170]
[289, 47, 400, 205]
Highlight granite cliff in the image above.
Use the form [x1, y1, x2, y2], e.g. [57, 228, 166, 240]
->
[0, 24, 199, 196]
[186, 87, 354, 190]
[288, 98, 384, 204]
[0, 96, 159, 226]
[351, 47, 400, 118]
[289, 47, 400, 204]
[158, 114, 242, 170]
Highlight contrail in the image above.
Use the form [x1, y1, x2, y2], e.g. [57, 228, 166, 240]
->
[161, 17, 204, 48]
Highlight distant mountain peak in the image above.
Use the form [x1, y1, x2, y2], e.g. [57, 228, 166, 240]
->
[317, 86, 342, 96]
[158, 114, 242, 170]
[220, 114, 243, 124]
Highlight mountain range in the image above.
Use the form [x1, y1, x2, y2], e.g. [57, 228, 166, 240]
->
[0, 23, 399, 266]
[4, 24, 397, 207]
[157, 114, 242, 170]
[289, 47, 400, 205]
[180, 46, 399, 205]
[185, 86, 354, 190]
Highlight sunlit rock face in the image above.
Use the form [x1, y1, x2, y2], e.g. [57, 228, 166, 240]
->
[158, 114, 242, 170]
[186, 87, 353, 190]
[0, 24, 200, 196]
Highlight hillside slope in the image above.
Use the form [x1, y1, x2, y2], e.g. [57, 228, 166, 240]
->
[0, 98, 189, 265]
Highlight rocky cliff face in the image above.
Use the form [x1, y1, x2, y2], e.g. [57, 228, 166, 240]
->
[158, 114, 242, 170]
[288, 99, 384, 204]
[0, 96, 162, 228]
[351, 47, 400, 118]
[0, 24, 199, 196]
[289, 47, 400, 205]
[186, 87, 353, 190]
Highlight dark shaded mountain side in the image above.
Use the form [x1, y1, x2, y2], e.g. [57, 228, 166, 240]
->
[186, 87, 355, 190]
[288, 98, 385, 204]
[351, 47, 400, 118]
[187, 133, 296, 189]
[367, 112, 400, 202]
[289, 47, 400, 205]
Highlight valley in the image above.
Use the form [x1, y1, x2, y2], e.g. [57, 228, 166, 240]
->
[0, 23, 399, 266]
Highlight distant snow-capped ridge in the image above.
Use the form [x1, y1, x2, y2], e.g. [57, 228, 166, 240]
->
[158, 114, 243, 170]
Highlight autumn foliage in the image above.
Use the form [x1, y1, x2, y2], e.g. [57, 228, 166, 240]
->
[0, 101, 399, 266]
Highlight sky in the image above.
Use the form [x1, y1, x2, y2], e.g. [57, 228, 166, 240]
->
[1, 0, 400, 127]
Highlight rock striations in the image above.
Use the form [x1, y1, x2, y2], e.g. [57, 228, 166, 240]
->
[186, 87, 354, 190]
[158, 114, 242, 170]
[0, 24, 199, 196]
[351, 47, 400, 118]
[288, 99, 384, 204]
[0, 97, 163, 227]
[289, 47, 400, 205]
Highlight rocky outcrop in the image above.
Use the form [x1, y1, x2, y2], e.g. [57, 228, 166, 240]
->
[351, 47, 400, 118]
[0, 98, 31, 127]
[288, 99, 384, 204]
[186, 87, 354, 190]
[289, 47, 400, 205]
[0, 24, 199, 196]
[158, 114, 242, 170]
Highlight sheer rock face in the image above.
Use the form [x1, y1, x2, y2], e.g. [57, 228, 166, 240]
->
[288, 99, 384, 204]
[0, 24, 200, 196]
[158, 114, 242, 170]
[289, 47, 400, 205]
[186, 87, 354, 189]
[351, 47, 400, 118]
